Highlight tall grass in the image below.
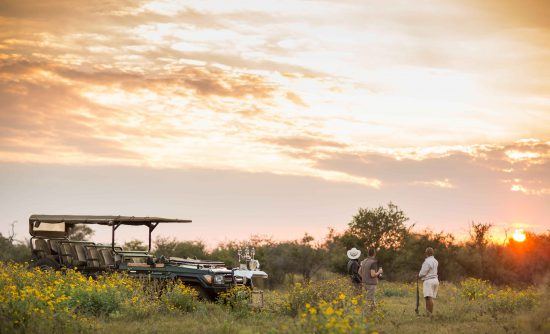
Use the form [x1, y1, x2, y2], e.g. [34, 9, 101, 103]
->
[0, 261, 547, 334]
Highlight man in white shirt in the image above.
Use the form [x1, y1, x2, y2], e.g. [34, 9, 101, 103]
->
[418, 247, 439, 315]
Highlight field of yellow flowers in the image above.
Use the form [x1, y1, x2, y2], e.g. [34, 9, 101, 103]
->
[1, 262, 548, 333]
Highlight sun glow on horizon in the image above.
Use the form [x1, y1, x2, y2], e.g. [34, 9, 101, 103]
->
[512, 229, 526, 243]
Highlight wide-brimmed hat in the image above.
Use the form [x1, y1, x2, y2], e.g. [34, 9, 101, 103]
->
[347, 247, 361, 259]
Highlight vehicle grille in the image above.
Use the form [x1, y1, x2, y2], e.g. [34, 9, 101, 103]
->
[224, 273, 245, 285]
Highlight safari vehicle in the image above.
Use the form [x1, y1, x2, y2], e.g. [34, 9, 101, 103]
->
[28, 214, 268, 300]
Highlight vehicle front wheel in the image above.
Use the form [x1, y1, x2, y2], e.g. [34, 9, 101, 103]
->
[191, 285, 214, 301]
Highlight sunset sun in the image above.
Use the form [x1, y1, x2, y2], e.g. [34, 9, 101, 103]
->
[512, 229, 526, 243]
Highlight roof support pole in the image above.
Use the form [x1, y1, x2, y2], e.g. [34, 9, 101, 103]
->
[112, 222, 120, 251]
[148, 223, 159, 252]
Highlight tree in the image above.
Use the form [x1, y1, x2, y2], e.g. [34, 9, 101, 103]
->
[348, 203, 410, 250]
[291, 234, 325, 283]
[322, 228, 350, 274]
[468, 222, 492, 249]
[0, 233, 31, 262]
[68, 225, 94, 241]
[250, 234, 325, 286]
[390, 231, 460, 281]
[123, 239, 146, 251]
[461, 222, 493, 279]
[0, 221, 31, 262]
[154, 237, 208, 259]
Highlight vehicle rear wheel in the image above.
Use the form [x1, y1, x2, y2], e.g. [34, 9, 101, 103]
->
[29, 258, 60, 271]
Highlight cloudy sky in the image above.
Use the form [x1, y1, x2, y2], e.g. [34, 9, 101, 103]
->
[0, 0, 548, 245]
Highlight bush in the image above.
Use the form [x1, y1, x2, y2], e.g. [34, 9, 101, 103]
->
[285, 279, 351, 316]
[218, 285, 253, 317]
[286, 282, 320, 316]
[118, 294, 160, 319]
[0, 262, 147, 331]
[456, 277, 539, 318]
[68, 273, 138, 316]
[0, 263, 92, 331]
[299, 291, 376, 333]
[460, 278, 493, 300]
[161, 282, 198, 313]
[487, 288, 538, 315]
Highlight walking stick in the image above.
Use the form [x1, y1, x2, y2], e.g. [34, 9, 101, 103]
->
[415, 278, 419, 315]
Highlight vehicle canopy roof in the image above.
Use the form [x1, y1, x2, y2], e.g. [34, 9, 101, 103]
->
[29, 214, 191, 238]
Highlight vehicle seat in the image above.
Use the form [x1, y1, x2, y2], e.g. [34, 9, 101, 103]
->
[72, 244, 88, 267]
[99, 249, 115, 268]
[59, 243, 76, 267]
[85, 246, 103, 269]
[113, 252, 122, 265]
[48, 239, 67, 265]
[33, 238, 54, 260]
[48, 240, 61, 255]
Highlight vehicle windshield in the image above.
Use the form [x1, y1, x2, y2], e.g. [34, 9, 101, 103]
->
[30, 222, 68, 238]
[33, 222, 66, 232]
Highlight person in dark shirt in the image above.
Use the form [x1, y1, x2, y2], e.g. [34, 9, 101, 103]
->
[359, 248, 383, 307]
[346, 248, 362, 293]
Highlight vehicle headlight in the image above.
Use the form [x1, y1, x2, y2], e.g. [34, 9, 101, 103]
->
[214, 274, 224, 285]
[203, 275, 213, 284]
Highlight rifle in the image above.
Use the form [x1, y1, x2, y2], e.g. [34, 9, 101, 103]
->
[415, 277, 419, 315]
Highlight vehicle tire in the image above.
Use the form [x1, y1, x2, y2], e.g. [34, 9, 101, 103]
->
[29, 258, 61, 271]
[192, 285, 213, 301]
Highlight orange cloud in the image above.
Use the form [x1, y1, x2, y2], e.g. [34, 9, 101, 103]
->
[411, 179, 455, 189]
[0, 0, 549, 190]
[285, 91, 307, 106]
[262, 135, 347, 150]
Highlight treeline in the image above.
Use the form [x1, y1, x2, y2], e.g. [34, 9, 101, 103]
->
[1, 203, 549, 287]
[0, 232, 30, 262]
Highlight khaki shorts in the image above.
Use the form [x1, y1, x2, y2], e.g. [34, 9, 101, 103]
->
[423, 278, 439, 298]
[364, 284, 376, 302]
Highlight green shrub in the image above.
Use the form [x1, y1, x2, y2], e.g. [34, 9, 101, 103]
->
[487, 288, 538, 315]
[286, 282, 320, 316]
[460, 278, 493, 300]
[119, 294, 160, 319]
[71, 286, 120, 316]
[285, 278, 355, 316]
[0, 263, 105, 331]
[161, 282, 198, 312]
[218, 285, 253, 317]
[69, 274, 136, 316]
[299, 296, 375, 334]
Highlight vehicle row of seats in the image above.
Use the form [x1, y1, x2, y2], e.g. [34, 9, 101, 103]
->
[32, 238, 122, 270]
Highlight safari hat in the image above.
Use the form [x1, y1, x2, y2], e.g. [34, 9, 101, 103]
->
[347, 247, 361, 260]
